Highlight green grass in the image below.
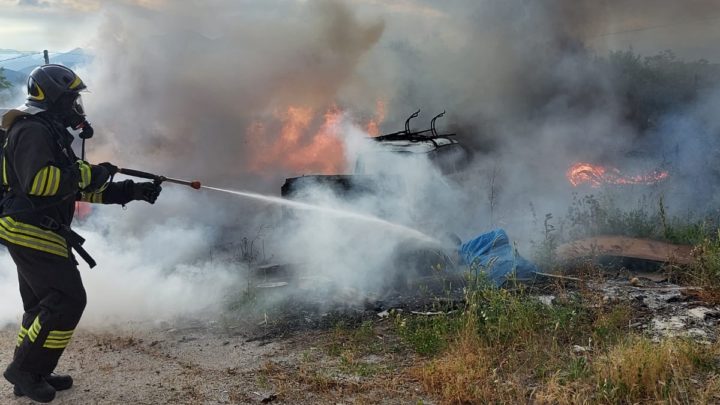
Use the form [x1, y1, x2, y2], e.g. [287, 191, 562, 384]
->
[396, 192, 720, 402]
[566, 192, 720, 293]
[394, 311, 463, 356]
[327, 320, 383, 357]
[563, 192, 717, 245]
[264, 189, 720, 402]
[396, 280, 720, 404]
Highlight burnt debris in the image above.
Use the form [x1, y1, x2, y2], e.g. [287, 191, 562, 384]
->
[282, 109, 471, 201]
[363, 109, 471, 174]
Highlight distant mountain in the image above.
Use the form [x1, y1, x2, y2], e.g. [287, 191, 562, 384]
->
[1, 68, 26, 84]
[48, 48, 93, 69]
[0, 48, 92, 73]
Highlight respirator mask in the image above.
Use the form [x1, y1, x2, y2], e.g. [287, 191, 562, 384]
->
[57, 93, 93, 139]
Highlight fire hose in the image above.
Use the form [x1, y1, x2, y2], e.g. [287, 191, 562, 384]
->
[117, 167, 202, 190]
[71, 167, 200, 267]
[0, 167, 201, 219]
[0, 165, 202, 269]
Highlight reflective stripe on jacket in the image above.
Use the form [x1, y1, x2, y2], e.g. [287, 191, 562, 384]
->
[0, 115, 77, 256]
[0, 217, 68, 257]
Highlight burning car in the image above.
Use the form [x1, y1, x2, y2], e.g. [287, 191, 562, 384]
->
[271, 111, 474, 294]
[282, 110, 471, 201]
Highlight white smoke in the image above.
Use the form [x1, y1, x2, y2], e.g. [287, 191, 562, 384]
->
[2, 0, 720, 326]
[0, 189, 243, 326]
[272, 120, 456, 296]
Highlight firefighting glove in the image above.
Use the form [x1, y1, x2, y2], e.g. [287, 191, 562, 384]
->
[132, 181, 162, 204]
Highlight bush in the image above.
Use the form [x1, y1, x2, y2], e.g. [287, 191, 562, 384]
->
[564, 192, 716, 245]
[605, 50, 720, 131]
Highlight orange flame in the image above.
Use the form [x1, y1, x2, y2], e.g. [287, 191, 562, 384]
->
[567, 162, 669, 187]
[247, 100, 389, 175]
[284, 107, 345, 174]
[248, 106, 346, 175]
[366, 99, 386, 136]
[74, 202, 92, 220]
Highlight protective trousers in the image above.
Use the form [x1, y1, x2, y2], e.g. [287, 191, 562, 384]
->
[8, 244, 86, 375]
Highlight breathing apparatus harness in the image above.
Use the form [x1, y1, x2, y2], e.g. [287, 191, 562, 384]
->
[0, 113, 100, 267]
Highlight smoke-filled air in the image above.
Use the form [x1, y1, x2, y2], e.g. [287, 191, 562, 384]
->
[1, 0, 720, 326]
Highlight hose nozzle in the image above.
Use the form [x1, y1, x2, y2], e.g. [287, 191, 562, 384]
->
[119, 168, 202, 190]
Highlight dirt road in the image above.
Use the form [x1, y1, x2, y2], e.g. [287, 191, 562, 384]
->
[0, 322, 425, 404]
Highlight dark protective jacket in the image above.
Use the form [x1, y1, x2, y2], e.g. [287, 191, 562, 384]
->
[0, 113, 135, 258]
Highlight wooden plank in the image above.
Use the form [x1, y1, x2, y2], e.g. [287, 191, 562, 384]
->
[556, 235, 694, 265]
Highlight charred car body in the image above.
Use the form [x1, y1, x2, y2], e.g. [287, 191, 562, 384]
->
[282, 110, 471, 200]
[276, 111, 471, 294]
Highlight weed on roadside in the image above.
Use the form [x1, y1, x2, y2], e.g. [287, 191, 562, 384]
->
[400, 277, 720, 404]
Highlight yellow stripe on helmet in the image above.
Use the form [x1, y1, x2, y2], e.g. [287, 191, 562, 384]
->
[68, 75, 84, 90]
[29, 83, 45, 101]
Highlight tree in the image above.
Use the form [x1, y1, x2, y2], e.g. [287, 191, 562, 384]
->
[606, 50, 720, 131]
[0, 67, 13, 104]
[0, 67, 11, 91]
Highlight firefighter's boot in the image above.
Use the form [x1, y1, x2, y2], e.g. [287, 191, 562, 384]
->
[14, 373, 73, 397]
[4, 365, 56, 403]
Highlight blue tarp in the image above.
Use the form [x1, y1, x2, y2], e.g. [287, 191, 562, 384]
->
[458, 228, 538, 286]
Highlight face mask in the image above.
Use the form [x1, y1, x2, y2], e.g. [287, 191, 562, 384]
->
[72, 94, 85, 117]
[65, 94, 87, 129]
[52, 93, 86, 129]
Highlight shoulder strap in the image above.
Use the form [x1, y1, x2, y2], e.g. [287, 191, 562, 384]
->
[0, 115, 78, 217]
[0, 105, 45, 131]
[31, 114, 78, 161]
[0, 129, 7, 210]
[0, 128, 7, 188]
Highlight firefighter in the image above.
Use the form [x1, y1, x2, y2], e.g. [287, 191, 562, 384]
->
[0, 64, 162, 402]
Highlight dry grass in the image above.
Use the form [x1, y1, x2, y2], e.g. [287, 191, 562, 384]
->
[412, 331, 527, 403]
[255, 282, 719, 404]
[677, 237, 720, 304]
[415, 325, 720, 404]
[403, 195, 720, 403]
[594, 337, 720, 403]
[257, 323, 426, 404]
[403, 282, 720, 405]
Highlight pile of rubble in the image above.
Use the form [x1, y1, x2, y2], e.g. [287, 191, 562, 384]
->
[237, 234, 719, 344]
[597, 277, 719, 342]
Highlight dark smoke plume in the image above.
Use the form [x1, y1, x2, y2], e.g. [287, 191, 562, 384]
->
[2, 0, 719, 324]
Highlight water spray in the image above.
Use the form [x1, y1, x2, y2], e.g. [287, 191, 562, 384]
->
[118, 168, 438, 245]
[200, 186, 441, 245]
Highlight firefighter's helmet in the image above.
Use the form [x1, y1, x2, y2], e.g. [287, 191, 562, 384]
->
[26, 64, 88, 128]
[26, 64, 86, 110]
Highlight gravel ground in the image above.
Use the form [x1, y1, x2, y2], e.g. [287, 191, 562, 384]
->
[0, 321, 425, 404]
[0, 324, 282, 404]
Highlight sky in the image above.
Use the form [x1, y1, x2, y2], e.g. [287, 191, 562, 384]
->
[0, 0, 719, 61]
[0, 0, 100, 51]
